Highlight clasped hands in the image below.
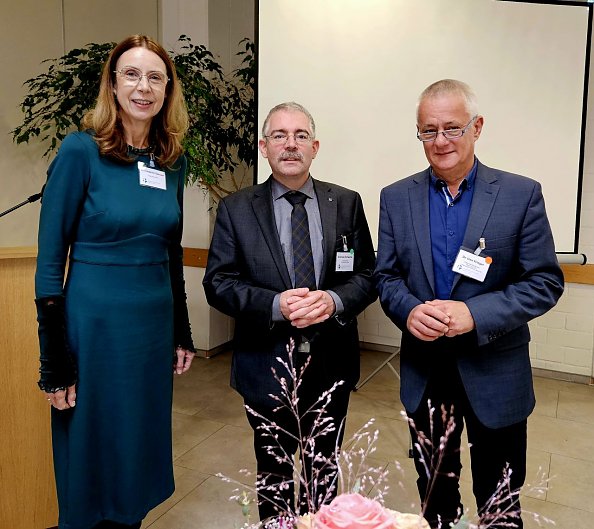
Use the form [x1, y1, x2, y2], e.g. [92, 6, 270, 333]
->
[406, 299, 475, 342]
[280, 288, 335, 328]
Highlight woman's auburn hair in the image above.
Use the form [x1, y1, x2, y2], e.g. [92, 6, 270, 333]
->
[82, 35, 189, 168]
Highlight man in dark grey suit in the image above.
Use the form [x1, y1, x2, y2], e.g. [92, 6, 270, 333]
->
[203, 102, 376, 520]
[375, 80, 564, 528]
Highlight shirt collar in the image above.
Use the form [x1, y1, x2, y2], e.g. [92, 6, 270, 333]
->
[430, 158, 478, 192]
[271, 175, 315, 200]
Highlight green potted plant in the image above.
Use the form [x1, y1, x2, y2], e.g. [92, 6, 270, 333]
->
[12, 35, 255, 201]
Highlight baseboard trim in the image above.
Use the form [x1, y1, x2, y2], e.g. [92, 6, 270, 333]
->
[360, 343, 593, 385]
[195, 341, 232, 358]
[532, 366, 593, 385]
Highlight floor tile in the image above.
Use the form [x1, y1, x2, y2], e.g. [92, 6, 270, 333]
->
[532, 384, 559, 418]
[146, 475, 249, 529]
[345, 411, 412, 464]
[194, 391, 250, 428]
[173, 375, 238, 416]
[350, 383, 404, 421]
[357, 351, 402, 389]
[528, 413, 594, 462]
[378, 460, 424, 516]
[172, 412, 226, 460]
[144, 466, 210, 527]
[557, 389, 594, 425]
[547, 454, 594, 513]
[175, 424, 256, 484]
[179, 353, 232, 384]
[533, 375, 594, 398]
[522, 495, 591, 529]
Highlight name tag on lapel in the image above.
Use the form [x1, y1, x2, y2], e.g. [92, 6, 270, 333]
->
[452, 247, 492, 282]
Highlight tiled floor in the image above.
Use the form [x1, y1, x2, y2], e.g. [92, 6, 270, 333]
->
[144, 350, 594, 528]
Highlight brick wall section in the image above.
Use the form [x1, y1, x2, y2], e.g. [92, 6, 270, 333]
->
[359, 289, 594, 379]
[529, 285, 594, 377]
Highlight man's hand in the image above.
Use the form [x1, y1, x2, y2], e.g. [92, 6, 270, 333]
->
[279, 288, 311, 320]
[406, 303, 450, 341]
[425, 299, 475, 337]
[279, 288, 335, 328]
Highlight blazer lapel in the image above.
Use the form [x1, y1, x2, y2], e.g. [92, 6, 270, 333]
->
[410, 170, 436, 295]
[451, 162, 500, 292]
[314, 179, 337, 287]
[252, 178, 293, 290]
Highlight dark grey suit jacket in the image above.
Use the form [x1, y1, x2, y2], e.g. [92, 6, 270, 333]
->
[203, 177, 377, 407]
[375, 161, 564, 428]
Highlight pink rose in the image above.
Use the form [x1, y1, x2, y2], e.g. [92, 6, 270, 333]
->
[312, 493, 396, 529]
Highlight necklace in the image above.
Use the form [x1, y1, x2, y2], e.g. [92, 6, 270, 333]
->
[127, 144, 154, 155]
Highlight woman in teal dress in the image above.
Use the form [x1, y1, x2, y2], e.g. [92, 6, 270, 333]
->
[35, 35, 196, 529]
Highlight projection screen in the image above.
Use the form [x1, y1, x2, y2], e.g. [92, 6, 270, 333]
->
[257, 0, 591, 253]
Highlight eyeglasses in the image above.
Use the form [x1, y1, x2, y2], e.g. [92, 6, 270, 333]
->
[417, 115, 478, 142]
[264, 132, 313, 145]
[114, 67, 169, 87]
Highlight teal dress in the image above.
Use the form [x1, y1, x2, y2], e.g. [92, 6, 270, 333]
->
[35, 131, 189, 528]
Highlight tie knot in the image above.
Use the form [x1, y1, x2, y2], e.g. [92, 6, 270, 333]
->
[284, 191, 308, 207]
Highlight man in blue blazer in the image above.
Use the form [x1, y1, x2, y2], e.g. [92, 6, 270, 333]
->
[375, 80, 564, 528]
[203, 102, 376, 520]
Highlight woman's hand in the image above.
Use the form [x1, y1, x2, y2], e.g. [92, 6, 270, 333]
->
[45, 384, 76, 410]
[174, 347, 195, 375]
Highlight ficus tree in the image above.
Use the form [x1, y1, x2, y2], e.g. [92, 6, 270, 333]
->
[12, 35, 256, 201]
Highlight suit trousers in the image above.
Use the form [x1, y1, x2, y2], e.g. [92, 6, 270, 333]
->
[408, 358, 526, 529]
[245, 366, 351, 521]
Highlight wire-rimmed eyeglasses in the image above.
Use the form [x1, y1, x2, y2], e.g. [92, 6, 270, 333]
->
[417, 115, 478, 142]
[264, 132, 313, 145]
[114, 67, 169, 87]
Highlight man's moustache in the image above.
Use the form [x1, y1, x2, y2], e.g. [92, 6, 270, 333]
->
[279, 152, 303, 161]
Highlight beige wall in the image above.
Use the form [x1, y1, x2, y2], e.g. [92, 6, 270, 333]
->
[1, 0, 63, 247]
[0, 0, 159, 247]
[161, 0, 254, 352]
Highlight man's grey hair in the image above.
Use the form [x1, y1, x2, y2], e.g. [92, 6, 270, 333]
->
[261, 102, 316, 138]
[417, 79, 479, 121]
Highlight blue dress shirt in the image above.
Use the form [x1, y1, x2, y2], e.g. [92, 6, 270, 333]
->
[429, 159, 477, 300]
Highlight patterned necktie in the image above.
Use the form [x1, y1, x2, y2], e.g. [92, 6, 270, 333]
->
[284, 191, 316, 290]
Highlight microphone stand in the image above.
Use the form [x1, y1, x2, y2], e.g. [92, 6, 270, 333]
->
[0, 188, 44, 219]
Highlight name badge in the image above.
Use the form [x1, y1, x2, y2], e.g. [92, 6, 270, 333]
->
[138, 162, 166, 190]
[452, 247, 492, 282]
[336, 251, 354, 272]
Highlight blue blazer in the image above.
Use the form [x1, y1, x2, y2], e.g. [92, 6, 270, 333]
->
[204, 177, 377, 407]
[375, 161, 564, 428]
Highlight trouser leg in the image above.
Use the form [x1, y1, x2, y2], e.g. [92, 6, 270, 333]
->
[466, 409, 527, 529]
[407, 357, 473, 529]
[408, 393, 465, 528]
[245, 382, 350, 521]
[296, 387, 350, 513]
[245, 404, 298, 521]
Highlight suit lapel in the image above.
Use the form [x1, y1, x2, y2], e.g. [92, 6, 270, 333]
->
[252, 178, 293, 290]
[410, 170, 436, 294]
[451, 162, 500, 292]
[314, 179, 337, 287]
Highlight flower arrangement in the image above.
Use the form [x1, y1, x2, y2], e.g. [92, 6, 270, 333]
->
[220, 341, 553, 529]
